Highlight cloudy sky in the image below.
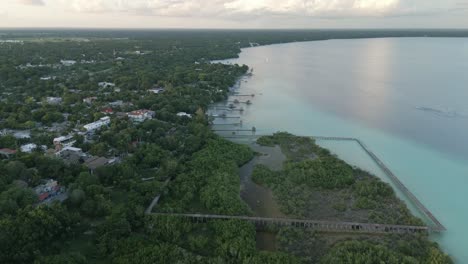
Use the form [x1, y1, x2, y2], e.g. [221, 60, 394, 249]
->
[1, 0, 468, 28]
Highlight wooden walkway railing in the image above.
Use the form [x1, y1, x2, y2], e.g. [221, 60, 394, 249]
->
[312, 136, 445, 232]
[208, 133, 446, 232]
[150, 213, 428, 234]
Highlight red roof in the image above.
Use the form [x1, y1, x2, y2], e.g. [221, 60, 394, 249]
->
[38, 193, 49, 201]
[102, 108, 114, 113]
[0, 148, 17, 154]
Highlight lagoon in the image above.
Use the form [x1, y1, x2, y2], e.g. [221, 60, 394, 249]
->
[213, 38, 468, 262]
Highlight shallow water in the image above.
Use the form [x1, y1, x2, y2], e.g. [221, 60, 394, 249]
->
[238, 144, 286, 218]
[212, 38, 468, 262]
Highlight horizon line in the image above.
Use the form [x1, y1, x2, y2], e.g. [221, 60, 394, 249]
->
[1, 27, 468, 31]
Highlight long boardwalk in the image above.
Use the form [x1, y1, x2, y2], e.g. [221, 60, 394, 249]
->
[209, 133, 445, 232]
[145, 178, 171, 215]
[312, 136, 446, 232]
[150, 213, 428, 235]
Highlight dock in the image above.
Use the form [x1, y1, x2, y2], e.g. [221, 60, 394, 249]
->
[312, 136, 446, 232]
[150, 213, 428, 235]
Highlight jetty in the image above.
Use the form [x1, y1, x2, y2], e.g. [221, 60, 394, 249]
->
[144, 178, 171, 214]
[312, 136, 446, 232]
[208, 133, 445, 232]
[150, 213, 428, 235]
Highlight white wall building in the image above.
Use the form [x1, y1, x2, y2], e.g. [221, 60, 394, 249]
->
[177, 112, 192, 118]
[83, 116, 110, 132]
[61, 60, 76, 66]
[127, 110, 155, 123]
[20, 143, 44, 153]
[53, 135, 76, 151]
[148, 88, 165, 94]
[46, 97, 62, 105]
[98, 82, 115, 88]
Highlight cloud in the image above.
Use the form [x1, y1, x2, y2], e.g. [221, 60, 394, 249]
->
[55, 0, 463, 19]
[18, 0, 45, 6]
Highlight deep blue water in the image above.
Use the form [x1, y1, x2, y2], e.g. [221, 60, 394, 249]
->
[212, 38, 468, 262]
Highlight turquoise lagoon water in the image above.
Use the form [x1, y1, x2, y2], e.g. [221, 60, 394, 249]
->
[212, 38, 468, 262]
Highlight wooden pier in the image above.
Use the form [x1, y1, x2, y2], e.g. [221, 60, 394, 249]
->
[209, 133, 445, 232]
[144, 178, 171, 214]
[150, 213, 428, 235]
[312, 136, 446, 232]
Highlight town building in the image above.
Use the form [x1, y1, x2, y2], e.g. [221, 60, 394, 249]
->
[177, 112, 192, 118]
[34, 179, 63, 202]
[83, 97, 98, 104]
[46, 97, 62, 105]
[53, 135, 76, 151]
[57, 146, 85, 164]
[84, 156, 117, 173]
[0, 148, 17, 159]
[109, 100, 124, 107]
[20, 143, 46, 153]
[101, 108, 114, 115]
[13, 130, 31, 139]
[60, 60, 76, 66]
[98, 82, 115, 88]
[148, 88, 165, 94]
[83, 116, 110, 132]
[127, 109, 155, 123]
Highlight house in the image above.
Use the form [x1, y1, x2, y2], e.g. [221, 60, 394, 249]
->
[34, 179, 63, 202]
[57, 146, 85, 164]
[60, 60, 76, 66]
[20, 143, 46, 153]
[101, 108, 114, 115]
[109, 100, 124, 107]
[84, 156, 116, 173]
[98, 82, 115, 88]
[83, 97, 97, 104]
[148, 88, 165, 94]
[0, 148, 16, 159]
[53, 135, 76, 151]
[83, 116, 110, 132]
[13, 130, 31, 139]
[127, 109, 155, 123]
[177, 112, 192, 118]
[46, 97, 62, 105]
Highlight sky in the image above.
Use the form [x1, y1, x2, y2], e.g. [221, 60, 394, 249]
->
[1, 0, 468, 29]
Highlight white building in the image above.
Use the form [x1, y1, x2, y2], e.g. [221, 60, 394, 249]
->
[53, 135, 76, 151]
[98, 82, 115, 88]
[13, 130, 31, 139]
[21, 143, 37, 153]
[148, 88, 165, 94]
[61, 60, 76, 66]
[46, 97, 62, 105]
[83, 116, 110, 132]
[127, 110, 155, 123]
[177, 112, 192, 118]
[56, 146, 83, 156]
[83, 97, 97, 104]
